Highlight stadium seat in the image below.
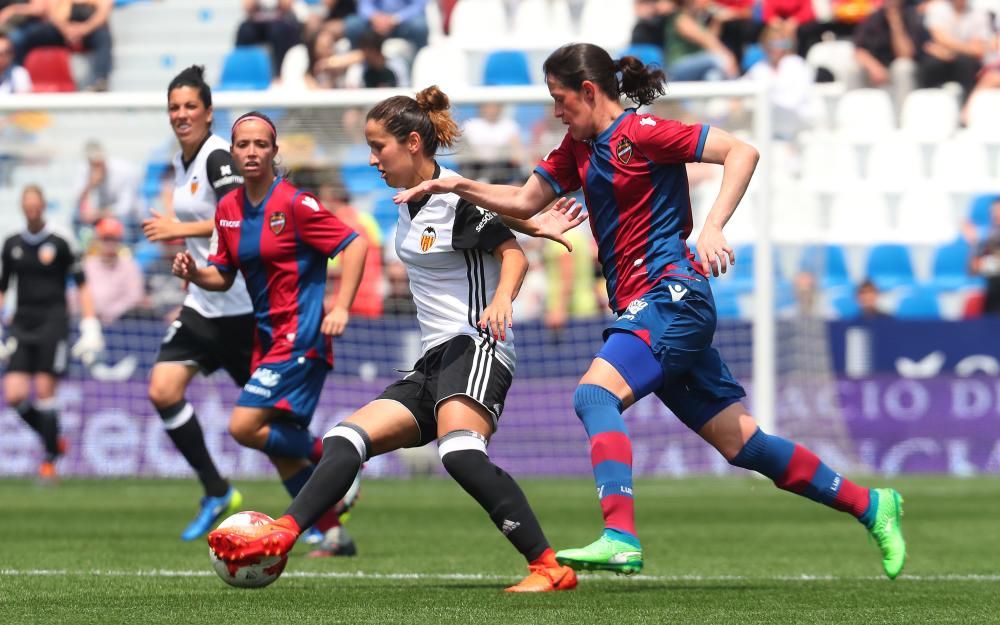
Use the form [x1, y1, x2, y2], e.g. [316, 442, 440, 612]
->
[965, 88, 1000, 139]
[969, 194, 998, 228]
[930, 140, 991, 191]
[866, 138, 923, 191]
[448, 0, 508, 47]
[831, 292, 861, 319]
[482, 50, 532, 86]
[799, 139, 861, 192]
[279, 44, 310, 91]
[799, 244, 851, 289]
[713, 290, 742, 319]
[897, 189, 959, 244]
[895, 290, 941, 319]
[866, 244, 916, 290]
[834, 89, 895, 142]
[619, 44, 664, 69]
[805, 40, 859, 86]
[411, 44, 469, 91]
[771, 185, 824, 243]
[341, 161, 383, 196]
[218, 46, 271, 91]
[900, 89, 959, 143]
[141, 160, 170, 200]
[580, 0, 635, 50]
[24, 47, 76, 92]
[829, 190, 893, 243]
[928, 239, 978, 291]
[512, 0, 573, 46]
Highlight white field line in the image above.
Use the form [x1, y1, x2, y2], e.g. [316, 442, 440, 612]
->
[1, 569, 999, 583]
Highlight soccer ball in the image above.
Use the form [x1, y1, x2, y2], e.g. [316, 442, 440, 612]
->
[208, 511, 288, 589]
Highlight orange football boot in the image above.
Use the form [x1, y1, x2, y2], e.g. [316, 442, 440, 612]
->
[208, 515, 300, 561]
[504, 563, 578, 593]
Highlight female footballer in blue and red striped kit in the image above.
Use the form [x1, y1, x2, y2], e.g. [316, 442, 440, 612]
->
[395, 43, 906, 579]
[173, 111, 368, 552]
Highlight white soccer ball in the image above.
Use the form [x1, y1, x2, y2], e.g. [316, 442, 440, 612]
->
[209, 511, 288, 589]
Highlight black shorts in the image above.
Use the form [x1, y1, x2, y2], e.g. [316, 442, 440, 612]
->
[7, 334, 69, 376]
[377, 335, 513, 447]
[155, 306, 255, 386]
[7, 311, 69, 376]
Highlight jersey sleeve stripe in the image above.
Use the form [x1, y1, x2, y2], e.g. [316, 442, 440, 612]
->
[533, 166, 564, 196]
[208, 260, 237, 272]
[694, 124, 710, 162]
[328, 231, 358, 258]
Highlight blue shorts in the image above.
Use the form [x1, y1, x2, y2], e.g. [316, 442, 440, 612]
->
[597, 272, 746, 431]
[236, 357, 329, 425]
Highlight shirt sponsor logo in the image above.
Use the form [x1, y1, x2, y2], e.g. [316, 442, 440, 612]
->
[243, 384, 272, 398]
[475, 206, 497, 232]
[37, 242, 56, 266]
[219, 219, 241, 228]
[615, 137, 634, 165]
[251, 367, 281, 388]
[626, 298, 647, 315]
[419, 226, 436, 253]
[269, 212, 286, 235]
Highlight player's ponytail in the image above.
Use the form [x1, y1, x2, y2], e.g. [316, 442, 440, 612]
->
[167, 64, 212, 109]
[368, 86, 460, 157]
[415, 85, 460, 152]
[543, 43, 666, 107]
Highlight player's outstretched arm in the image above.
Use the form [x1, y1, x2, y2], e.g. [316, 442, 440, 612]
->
[321, 236, 368, 337]
[394, 172, 556, 221]
[479, 239, 527, 342]
[172, 250, 235, 291]
[695, 127, 760, 277]
[503, 196, 588, 252]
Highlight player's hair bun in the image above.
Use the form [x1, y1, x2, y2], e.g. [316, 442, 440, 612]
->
[616, 55, 666, 107]
[415, 85, 450, 114]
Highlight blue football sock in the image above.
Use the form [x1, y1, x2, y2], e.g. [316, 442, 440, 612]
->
[263, 422, 313, 458]
[282, 465, 314, 498]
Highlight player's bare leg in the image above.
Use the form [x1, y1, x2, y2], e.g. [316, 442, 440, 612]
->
[700, 403, 906, 579]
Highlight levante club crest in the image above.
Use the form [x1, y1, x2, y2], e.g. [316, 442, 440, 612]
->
[419, 226, 436, 252]
[269, 212, 286, 234]
[616, 137, 633, 164]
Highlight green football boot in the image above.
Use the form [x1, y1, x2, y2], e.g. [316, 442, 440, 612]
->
[868, 488, 906, 580]
[555, 534, 643, 576]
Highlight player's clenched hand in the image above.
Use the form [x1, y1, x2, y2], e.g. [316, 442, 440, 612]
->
[695, 225, 735, 277]
[479, 294, 513, 341]
[171, 251, 198, 280]
[321, 306, 349, 337]
[142, 209, 179, 242]
[393, 178, 454, 205]
[531, 196, 587, 252]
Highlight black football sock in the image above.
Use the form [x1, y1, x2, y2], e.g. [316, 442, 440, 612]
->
[286, 427, 367, 530]
[157, 400, 229, 497]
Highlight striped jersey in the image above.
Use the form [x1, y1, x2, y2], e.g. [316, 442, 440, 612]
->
[171, 134, 253, 318]
[396, 164, 517, 371]
[534, 109, 710, 314]
[207, 178, 358, 370]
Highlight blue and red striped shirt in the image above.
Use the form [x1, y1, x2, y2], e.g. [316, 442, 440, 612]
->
[208, 178, 358, 370]
[534, 110, 709, 314]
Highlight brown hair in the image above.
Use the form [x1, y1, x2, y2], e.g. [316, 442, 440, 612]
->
[367, 85, 460, 157]
[21, 184, 44, 204]
[543, 43, 666, 107]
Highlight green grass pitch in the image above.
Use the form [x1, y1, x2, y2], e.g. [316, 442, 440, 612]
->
[1, 476, 998, 625]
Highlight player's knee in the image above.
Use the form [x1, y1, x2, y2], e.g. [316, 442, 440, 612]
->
[438, 429, 488, 476]
[147, 379, 183, 408]
[322, 423, 371, 465]
[228, 420, 261, 448]
[572, 384, 623, 419]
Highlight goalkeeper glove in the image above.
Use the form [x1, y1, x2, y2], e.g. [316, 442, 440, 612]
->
[71, 317, 105, 366]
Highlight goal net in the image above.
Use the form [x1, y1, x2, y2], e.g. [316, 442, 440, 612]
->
[0, 85, 857, 479]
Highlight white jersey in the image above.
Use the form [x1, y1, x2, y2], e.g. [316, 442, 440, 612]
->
[395, 165, 517, 371]
[171, 134, 253, 318]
